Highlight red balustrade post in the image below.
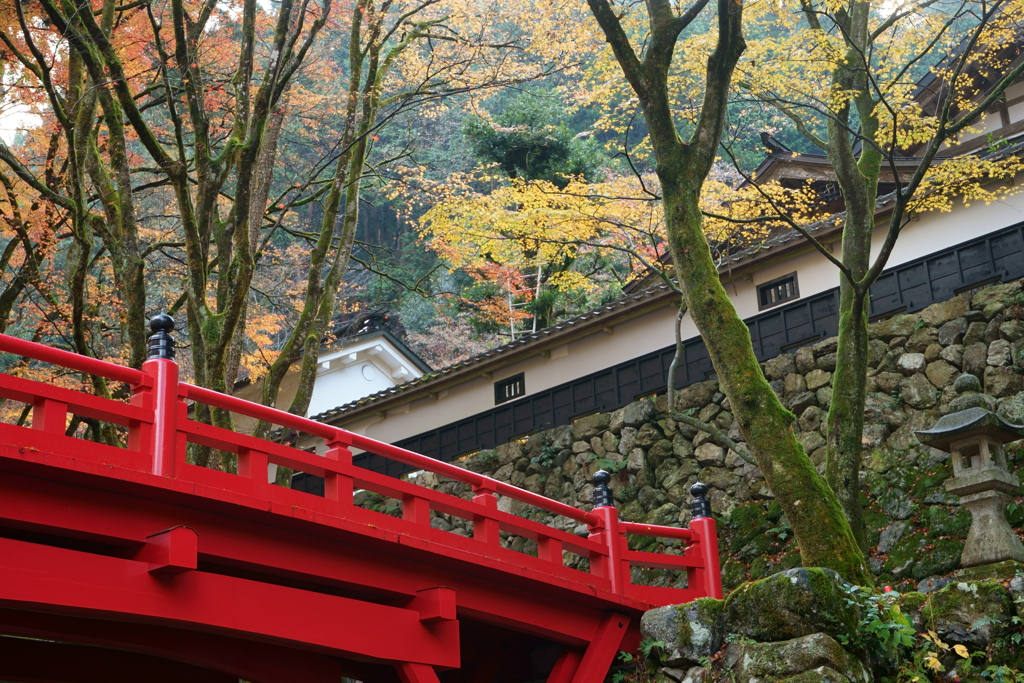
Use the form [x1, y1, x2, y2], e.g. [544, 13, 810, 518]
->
[238, 448, 269, 485]
[32, 397, 67, 434]
[688, 482, 723, 599]
[324, 437, 353, 504]
[537, 536, 564, 566]
[587, 471, 628, 596]
[472, 483, 500, 545]
[142, 314, 180, 478]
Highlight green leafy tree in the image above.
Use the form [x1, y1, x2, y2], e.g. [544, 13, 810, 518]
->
[463, 93, 604, 188]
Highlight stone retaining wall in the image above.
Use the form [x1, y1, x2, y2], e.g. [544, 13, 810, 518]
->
[394, 280, 1024, 591]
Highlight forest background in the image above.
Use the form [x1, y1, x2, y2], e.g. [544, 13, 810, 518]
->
[0, 0, 829, 402]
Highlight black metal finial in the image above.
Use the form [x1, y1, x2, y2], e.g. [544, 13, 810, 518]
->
[148, 313, 176, 360]
[592, 470, 614, 509]
[690, 481, 711, 519]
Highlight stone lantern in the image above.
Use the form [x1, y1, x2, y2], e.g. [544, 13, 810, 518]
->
[916, 377, 1024, 568]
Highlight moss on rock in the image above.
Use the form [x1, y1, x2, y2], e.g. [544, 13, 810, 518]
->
[641, 597, 727, 666]
[919, 580, 1016, 648]
[722, 559, 747, 590]
[882, 531, 924, 579]
[923, 505, 971, 539]
[720, 632, 871, 683]
[725, 568, 860, 643]
[911, 538, 964, 580]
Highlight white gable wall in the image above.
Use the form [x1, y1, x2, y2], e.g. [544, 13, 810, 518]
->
[233, 334, 425, 435]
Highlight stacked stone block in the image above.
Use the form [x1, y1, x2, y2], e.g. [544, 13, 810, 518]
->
[400, 280, 1024, 591]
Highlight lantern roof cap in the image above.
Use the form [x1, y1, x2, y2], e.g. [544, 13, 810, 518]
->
[915, 407, 1024, 449]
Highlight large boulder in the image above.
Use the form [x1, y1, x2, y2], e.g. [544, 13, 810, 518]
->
[796, 346, 817, 374]
[641, 598, 727, 666]
[765, 354, 798, 381]
[571, 412, 610, 441]
[612, 399, 655, 430]
[874, 371, 903, 395]
[964, 322, 988, 346]
[938, 318, 968, 346]
[900, 373, 938, 409]
[676, 381, 719, 411]
[988, 339, 1013, 367]
[925, 360, 958, 388]
[941, 343, 964, 368]
[897, 353, 926, 375]
[725, 568, 861, 643]
[963, 342, 988, 377]
[813, 336, 839, 356]
[788, 391, 818, 415]
[701, 466, 740, 491]
[972, 281, 1022, 309]
[799, 406, 824, 432]
[695, 442, 726, 467]
[871, 315, 919, 341]
[985, 365, 1021, 398]
[1000, 319, 1024, 342]
[806, 369, 833, 391]
[785, 373, 808, 398]
[720, 633, 871, 683]
[907, 327, 939, 353]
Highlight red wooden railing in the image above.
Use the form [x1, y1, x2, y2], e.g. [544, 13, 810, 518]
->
[0, 327, 723, 605]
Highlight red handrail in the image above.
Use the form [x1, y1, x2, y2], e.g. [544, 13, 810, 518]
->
[620, 522, 693, 541]
[0, 333, 145, 385]
[183, 382, 600, 526]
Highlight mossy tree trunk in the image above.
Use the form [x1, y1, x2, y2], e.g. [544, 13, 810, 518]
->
[586, 0, 873, 583]
[763, 0, 1024, 550]
[818, 2, 879, 552]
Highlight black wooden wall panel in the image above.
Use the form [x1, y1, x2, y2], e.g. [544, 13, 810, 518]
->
[337, 223, 1024, 477]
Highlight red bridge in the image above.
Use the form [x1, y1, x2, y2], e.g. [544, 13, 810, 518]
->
[0, 318, 722, 683]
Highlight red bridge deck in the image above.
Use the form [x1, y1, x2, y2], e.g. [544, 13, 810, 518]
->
[0, 323, 721, 683]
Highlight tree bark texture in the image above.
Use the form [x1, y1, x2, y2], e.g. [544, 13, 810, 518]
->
[586, 0, 872, 583]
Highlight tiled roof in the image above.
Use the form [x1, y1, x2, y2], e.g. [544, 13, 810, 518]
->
[719, 132, 1024, 267]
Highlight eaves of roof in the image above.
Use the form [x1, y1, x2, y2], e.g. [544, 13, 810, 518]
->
[746, 152, 939, 188]
[334, 329, 434, 375]
[724, 132, 1024, 273]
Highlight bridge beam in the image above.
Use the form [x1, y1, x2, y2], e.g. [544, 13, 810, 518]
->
[0, 469, 618, 647]
[0, 536, 460, 669]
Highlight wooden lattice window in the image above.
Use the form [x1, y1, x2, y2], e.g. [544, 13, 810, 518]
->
[758, 273, 799, 310]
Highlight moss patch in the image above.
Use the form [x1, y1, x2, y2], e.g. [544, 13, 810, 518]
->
[725, 568, 860, 642]
[921, 580, 1016, 648]
[923, 505, 971, 539]
[722, 559, 747, 590]
[910, 467, 952, 499]
[911, 538, 963, 580]
[882, 531, 924, 579]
